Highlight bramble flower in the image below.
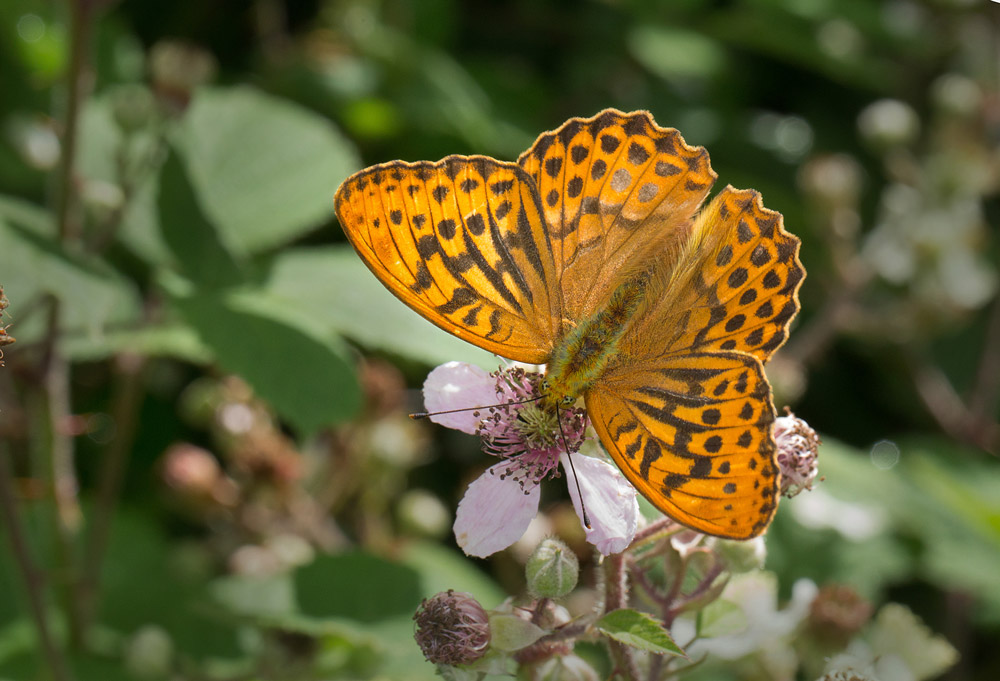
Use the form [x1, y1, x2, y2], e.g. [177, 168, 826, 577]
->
[423, 362, 640, 558]
[678, 572, 818, 678]
[774, 410, 821, 497]
[824, 603, 959, 681]
[413, 590, 491, 665]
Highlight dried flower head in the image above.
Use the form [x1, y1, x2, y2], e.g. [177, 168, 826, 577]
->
[774, 410, 821, 497]
[413, 590, 491, 666]
[808, 583, 873, 648]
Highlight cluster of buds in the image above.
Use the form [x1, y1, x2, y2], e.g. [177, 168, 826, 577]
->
[0, 286, 14, 367]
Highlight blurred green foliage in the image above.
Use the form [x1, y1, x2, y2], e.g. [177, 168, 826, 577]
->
[0, 0, 999, 679]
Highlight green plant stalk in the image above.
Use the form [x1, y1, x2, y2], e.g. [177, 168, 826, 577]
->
[81, 354, 146, 628]
[0, 447, 75, 681]
[35, 318, 85, 650]
[36, 0, 100, 652]
[53, 0, 94, 242]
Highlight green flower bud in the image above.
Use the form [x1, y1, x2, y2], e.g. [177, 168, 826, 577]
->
[712, 536, 767, 574]
[110, 84, 156, 134]
[525, 538, 579, 599]
[123, 625, 173, 679]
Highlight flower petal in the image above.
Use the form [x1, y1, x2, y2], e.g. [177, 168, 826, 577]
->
[454, 463, 540, 557]
[561, 453, 639, 555]
[423, 362, 498, 434]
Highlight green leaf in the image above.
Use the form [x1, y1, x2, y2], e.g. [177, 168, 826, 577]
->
[260, 246, 496, 368]
[628, 26, 726, 83]
[209, 574, 296, 618]
[169, 286, 361, 434]
[157, 147, 244, 288]
[696, 598, 746, 638]
[294, 551, 423, 624]
[401, 541, 506, 606]
[595, 609, 684, 657]
[0, 195, 142, 354]
[487, 613, 545, 652]
[176, 86, 360, 253]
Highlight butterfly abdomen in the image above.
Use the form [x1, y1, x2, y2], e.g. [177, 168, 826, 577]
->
[543, 273, 649, 407]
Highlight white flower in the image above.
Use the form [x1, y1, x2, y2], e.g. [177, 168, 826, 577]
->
[424, 362, 639, 558]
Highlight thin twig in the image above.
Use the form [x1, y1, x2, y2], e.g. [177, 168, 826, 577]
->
[0, 448, 75, 681]
[968, 294, 1000, 437]
[53, 0, 93, 243]
[81, 353, 146, 628]
[39, 300, 85, 648]
[910, 355, 999, 456]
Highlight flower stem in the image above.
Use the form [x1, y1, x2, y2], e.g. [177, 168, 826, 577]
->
[0, 448, 75, 681]
[81, 353, 146, 629]
[54, 0, 94, 242]
[604, 552, 640, 681]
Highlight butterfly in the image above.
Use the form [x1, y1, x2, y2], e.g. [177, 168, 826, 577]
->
[334, 109, 804, 539]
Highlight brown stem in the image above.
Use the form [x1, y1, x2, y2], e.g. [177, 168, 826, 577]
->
[0, 449, 75, 681]
[968, 294, 1000, 435]
[54, 0, 94, 243]
[627, 517, 680, 551]
[81, 353, 146, 628]
[604, 552, 641, 681]
[38, 301, 85, 649]
[910, 355, 999, 456]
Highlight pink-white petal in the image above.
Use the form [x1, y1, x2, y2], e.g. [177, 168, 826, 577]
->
[454, 463, 540, 557]
[561, 453, 639, 555]
[423, 362, 498, 434]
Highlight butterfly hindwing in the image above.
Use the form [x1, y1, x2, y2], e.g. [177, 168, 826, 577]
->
[517, 110, 717, 322]
[585, 351, 778, 539]
[335, 156, 561, 363]
[628, 186, 805, 364]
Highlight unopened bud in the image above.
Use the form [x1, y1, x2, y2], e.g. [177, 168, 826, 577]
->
[161, 443, 221, 498]
[149, 40, 217, 113]
[526, 538, 579, 598]
[111, 84, 157, 133]
[774, 411, 821, 497]
[712, 536, 766, 574]
[413, 590, 490, 665]
[123, 625, 174, 679]
[857, 99, 919, 149]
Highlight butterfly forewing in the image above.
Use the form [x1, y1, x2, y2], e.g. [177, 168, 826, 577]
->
[335, 156, 561, 363]
[585, 352, 778, 539]
[517, 110, 717, 322]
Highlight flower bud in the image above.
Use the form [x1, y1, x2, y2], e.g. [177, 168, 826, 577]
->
[110, 83, 157, 134]
[774, 411, 821, 498]
[712, 536, 767, 574]
[413, 591, 491, 665]
[149, 40, 217, 113]
[526, 538, 579, 598]
[857, 99, 920, 149]
[123, 625, 174, 679]
[808, 583, 873, 648]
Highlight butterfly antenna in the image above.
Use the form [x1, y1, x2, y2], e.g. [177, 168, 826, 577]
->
[410, 395, 541, 420]
[557, 404, 591, 529]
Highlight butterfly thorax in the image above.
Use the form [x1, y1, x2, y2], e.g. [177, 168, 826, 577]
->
[541, 273, 650, 410]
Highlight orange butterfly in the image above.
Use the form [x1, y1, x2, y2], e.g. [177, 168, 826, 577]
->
[334, 110, 805, 539]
